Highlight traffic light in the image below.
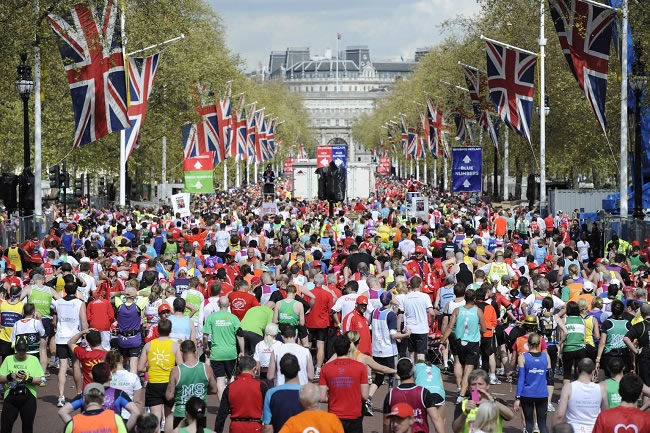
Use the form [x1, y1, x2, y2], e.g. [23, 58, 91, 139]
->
[60, 171, 69, 188]
[49, 165, 60, 188]
[74, 174, 84, 198]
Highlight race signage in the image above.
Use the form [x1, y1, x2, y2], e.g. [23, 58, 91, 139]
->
[184, 170, 213, 193]
[452, 146, 482, 193]
[261, 202, 278, 215]
[316, 145, 347, 168]
[183, 153, 214, 171]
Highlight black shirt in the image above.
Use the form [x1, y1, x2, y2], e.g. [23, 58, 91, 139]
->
[345, 252, 375, 273]
[626, 319, 650, 357]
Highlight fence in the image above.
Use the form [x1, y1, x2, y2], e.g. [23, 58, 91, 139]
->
[0, 212, 55, 249]
[602, 216, 650, 247]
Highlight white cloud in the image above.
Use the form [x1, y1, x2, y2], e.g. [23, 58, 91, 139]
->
[207, 0, 479, 70]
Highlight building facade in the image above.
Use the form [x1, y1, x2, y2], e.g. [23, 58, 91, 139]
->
[267, 46, 425, 163]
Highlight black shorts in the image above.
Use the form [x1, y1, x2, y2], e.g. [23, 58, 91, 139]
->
[308, 328, 328, 342]
[480, 336, 496, 356]
[639, 358, 650, 387]
[448, 336, 458, 355]
[495, 323, 507, 347]
[211, 359, 237, 379]
[41, 318, 54, 337]
[371, 356, 396, 386]
[408, 333, 428, 355]
[241, 330, 263, 355]
[119, 346, 142, 358]
[0, 340, 13, 358]
[145, 382, 173, 408]
[56, 344, 76, 360]
[455, 340, 480, 366]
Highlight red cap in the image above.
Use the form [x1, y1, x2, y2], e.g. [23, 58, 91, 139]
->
[545, 255, 554, 262]
[227, 251, 236, 257]
[538, 264, 550, 274]
[528, 262, 538, 270]
[632, 240, 640, 247]
[595, 258, 603, 264]
[251, 276, 261, 286]
[388, 402, 414, 418]
[109, 265, 118, 272]
[158, 303, 171, 314]
[415, 246, 427, 254]
[356, 295, 369, 305]
[6, 264, 15, 271]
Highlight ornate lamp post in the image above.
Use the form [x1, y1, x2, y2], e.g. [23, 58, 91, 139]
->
[630, 46, 647, 220]
[16, 52, 34, 217]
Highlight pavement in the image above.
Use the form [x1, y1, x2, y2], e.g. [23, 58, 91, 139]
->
[6, 368, 564, 432]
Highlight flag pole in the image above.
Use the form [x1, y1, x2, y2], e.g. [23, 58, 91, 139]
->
[539, 0, 547, 215]
[34, 0, 42, 223]
[619, 0, 629, 218]
[127, 34, 185, 56]
[335, 33, 339, 92]
[479, 35, 537, 56]
[119, 2, 127, 207]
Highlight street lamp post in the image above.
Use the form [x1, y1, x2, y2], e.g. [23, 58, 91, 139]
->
[630, 45, 647, 220]
[16, 51, 34, 217]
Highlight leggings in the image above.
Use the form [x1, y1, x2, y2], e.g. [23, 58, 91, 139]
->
[520, 396, 548, 433]
[1, 393, 37, 433]
[562, 349, 585, 381]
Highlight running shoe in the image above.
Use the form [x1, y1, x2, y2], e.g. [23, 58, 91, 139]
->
[547, 403, 555, 412]
[456, 395, 464, 403]
[363, 399, 374, 417]
[489, 376, 502, 385]
[39, 377, 47, 387]
[314, 367, 321, 381]
[57, 396, 65, 407]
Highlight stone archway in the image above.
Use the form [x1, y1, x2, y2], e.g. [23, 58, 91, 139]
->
[327, 137, 348, 146]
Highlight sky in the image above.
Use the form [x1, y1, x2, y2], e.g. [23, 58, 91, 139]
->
[207, 0, 479, 71]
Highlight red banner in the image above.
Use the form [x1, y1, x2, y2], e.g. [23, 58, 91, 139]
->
[183, 153, 214, 171]
[377, 157, 391, 175]
[316, 146, 332, 168]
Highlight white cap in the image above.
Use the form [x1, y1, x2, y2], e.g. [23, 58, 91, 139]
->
[610, 278, 621, 286]
[583, 281, 594, 292]
[80, 257, 90, 263]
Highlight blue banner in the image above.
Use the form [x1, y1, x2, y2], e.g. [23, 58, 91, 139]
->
[332, 146, 347, 167]
[452, 146, 482, 192]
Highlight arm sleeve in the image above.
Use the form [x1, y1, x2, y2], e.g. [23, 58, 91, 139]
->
[214, 385, 231, 433]
[516, 367, 525, 396]
[383, 392, 391, 414]
[69, 395, 84, 411]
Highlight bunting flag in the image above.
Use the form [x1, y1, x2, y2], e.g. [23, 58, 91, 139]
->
[48, 0, 129, 148]
[407, 129, 418, 157]
[266, 119, 276, 158]
[484, 39, 537, 143]
[182, 123, 198, 159]
[124, 53, 161, 159]
[549, 0, 616, 133]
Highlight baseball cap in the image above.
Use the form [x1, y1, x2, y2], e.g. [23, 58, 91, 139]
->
[356, 295, 369, 305]
[158, 303, 171, 314]
[414, 246, 427, 254]
[251, 276, 261, 286]
[538, 264, 550, 275]
[528, 262, 538, 270]
[83, 383, 105, 398]
[388, 402, 414, 418]
[178, 267, 187, 273]
[583, 281, 594, 292]
[632, 240, 640, 247]
[227, 251, 236, 257]
[14, 337, 28, 352]
[545, 254, 554, 262]
[610, 278, 621, 286]
[379, 291, 392, 306]
[6, 264, 15, 271]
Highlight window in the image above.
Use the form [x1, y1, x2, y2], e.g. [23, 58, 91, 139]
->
[335, 119, 339, 126]
[325, 86, 328, 91]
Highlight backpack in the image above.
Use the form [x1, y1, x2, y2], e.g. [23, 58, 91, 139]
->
[538, 310, 555, 341]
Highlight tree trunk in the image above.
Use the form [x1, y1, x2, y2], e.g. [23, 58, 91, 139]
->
[515, 156, 522, 201]
[592, 165, 601, 189]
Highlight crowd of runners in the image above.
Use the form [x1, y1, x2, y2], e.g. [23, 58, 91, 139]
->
[1, 175, 650, 433]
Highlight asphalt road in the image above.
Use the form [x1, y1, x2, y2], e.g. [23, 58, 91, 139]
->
[5, 366, 566, 433]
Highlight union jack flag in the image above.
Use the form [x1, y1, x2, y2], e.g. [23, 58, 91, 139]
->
[193, 87, 220, 160]
[182, 123, 198, 159]
[485, 40, 537, 143]
[420, 111, 431, 150]
[246, 102, 257, 161]
[549, 0, 616, 133]
[407, 130, 418, 158]
[48, 0, 129, 148]
[480, 112, 501, 148]
[235, 105, 248, 161]
[463, 65, 482, 120]
[256, 111, 267, 161]
[267, 119, 276, 157]
[427, 100, 444, 158]
[452, 112, 467, 143]
[124, 53, 160, 159]
[217, 82, 233, 159]
[296, 144, 308, 159]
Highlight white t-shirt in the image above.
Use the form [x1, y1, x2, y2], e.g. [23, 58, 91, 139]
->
[110, 369, 142, 419]
[53, 298, 83, 344]
[523, 293, 565, 315]
[11, 318, 45, 353]
[214, 230, 230, 252]
[402, 291, 433, 334]
[398, 239, 415, 258]
[77, 273, 96, 302]
[272, 343, 311, 385]
[576, 241, 590, 262]
[332, 293, 360, 319]
[253, 340, 283, 369]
